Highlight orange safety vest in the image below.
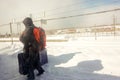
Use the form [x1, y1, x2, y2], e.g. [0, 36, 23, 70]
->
[33, 27, 46, 50]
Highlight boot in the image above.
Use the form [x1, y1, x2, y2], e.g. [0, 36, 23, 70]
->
[36, 69, 44, 76]
[27, 67, 35, 80]
[27, 73, 35, 80]
[36, 66, 45, 76]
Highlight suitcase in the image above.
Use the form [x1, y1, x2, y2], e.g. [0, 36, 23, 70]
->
[17, 53, 28, 75]
[39, 49, 48, 65]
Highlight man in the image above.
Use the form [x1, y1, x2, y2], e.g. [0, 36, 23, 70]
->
[20, 17, 44, 80]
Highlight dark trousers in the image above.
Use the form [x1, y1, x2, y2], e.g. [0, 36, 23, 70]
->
[26, 48, 44, 80]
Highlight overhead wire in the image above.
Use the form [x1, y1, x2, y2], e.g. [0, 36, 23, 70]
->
[46, 0, 96, 12]
[0, 0, 120, 26]
[46, 0, 120, 17]
[46, 8, 120, 21]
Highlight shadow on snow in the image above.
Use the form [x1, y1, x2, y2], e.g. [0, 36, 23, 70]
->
[0, 50, 120, 80]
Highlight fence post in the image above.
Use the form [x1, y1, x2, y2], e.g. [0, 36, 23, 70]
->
[94, 25, 97, 40]
[10, 23, 13, 44]
[17, 22, 21, 35]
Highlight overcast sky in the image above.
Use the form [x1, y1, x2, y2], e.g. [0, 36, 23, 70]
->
[0, 0, 120, 30]
[0, 0, 75, 24]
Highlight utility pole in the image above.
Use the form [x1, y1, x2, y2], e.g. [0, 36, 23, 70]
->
[43, 11, 46, 18]
[94, 24, 97, 40]
[17, 22, 21, 35]
[29, 13, 33, 19]
[113, 15, 116, 37]
[10, 23, 13, 44]
[17, 23, 19, 35]
[41, 11, 46, 27]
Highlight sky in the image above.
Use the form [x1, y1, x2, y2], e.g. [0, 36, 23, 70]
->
[0, 0, 75, 24]
[0, 0, 120, 31]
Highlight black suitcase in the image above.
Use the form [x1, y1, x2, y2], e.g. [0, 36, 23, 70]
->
[39, 49, 48, 65]
[18, 53, 28, 75]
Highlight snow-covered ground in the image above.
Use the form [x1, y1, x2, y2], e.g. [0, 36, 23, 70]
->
[0, 36, 120, 80]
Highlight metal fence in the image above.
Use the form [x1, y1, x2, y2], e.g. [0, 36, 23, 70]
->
[0, 8, 120, 43]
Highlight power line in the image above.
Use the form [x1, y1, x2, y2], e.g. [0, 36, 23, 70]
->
[28, 0, 96, 19]
[46, 8, 120, 21]
[1, 0, 119, 26]
[47, 0, 120, 17]
[46, 0, 96, 12]
[0, 8, 120, 26]
[33, 0, 119, 18]
[14, 0, 86, 20]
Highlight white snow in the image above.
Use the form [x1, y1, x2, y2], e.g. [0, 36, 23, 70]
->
[0, 36, 120, 80]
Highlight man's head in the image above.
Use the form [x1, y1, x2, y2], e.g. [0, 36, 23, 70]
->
[23, 17, 34, 28]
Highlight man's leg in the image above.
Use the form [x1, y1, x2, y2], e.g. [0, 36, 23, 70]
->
[36, 59, 44, 76]
[27, 65, 35, 80]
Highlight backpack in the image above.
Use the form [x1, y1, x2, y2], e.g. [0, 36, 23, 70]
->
[33, 27, 46, 50]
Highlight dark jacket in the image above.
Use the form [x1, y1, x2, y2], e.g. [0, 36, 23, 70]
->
[20, 17, 39, 59]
